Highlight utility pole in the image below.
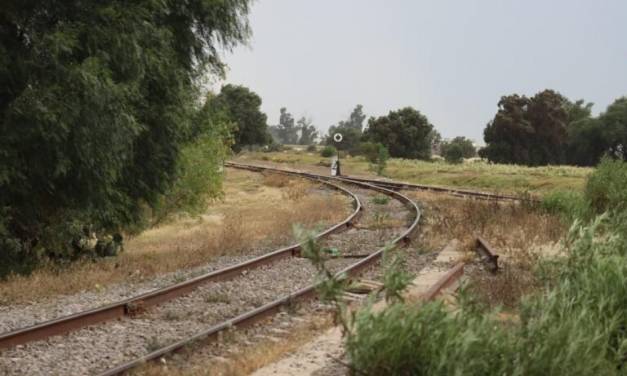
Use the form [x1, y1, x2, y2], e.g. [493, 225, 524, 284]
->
[332, 133, 343, 176]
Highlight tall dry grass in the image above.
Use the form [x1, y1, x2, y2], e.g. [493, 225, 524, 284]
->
[0, 170, 349, 304]
[412, 191, 565, 309]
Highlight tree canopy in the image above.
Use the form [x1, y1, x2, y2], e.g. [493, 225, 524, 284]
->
[269, 107, 299, 144]
[297, 117, 318, 145]
[364, 107, 434, 159]
[441, 136, 476, 162]
[480, 90, 569, 165]
[326, 105, 367, 152]
[212, 84, 269, 151]
[0, 0, 251, 272]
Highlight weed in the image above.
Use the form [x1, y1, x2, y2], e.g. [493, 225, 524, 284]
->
[204, 292, 231, 304]
[163, 310, 182, 321]
[146, 336, 165, 352]
[371, 195, 390, 205]
[261, 172, 291, 188]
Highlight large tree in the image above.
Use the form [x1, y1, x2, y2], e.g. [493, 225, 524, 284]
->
[599, 97, 627, 160]
[364, 107, 434, 159]
[481, 90, 569, 166]
[213, 84, 269, 152]
[0, 1, 251, 269]
[326, 104, 367, 152]
[297, 117, 318, 145]
[273, 107, 298, 144]
[565, 99, 602, 166]
[441, 137, 476, 159]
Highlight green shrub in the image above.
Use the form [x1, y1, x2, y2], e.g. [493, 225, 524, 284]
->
[264, 143, 283, 152]
[443, 143, 464, 164]
[541, 190, 587, 222]
[371, 195, 390, 205]
[344, 216, 627, 375]
[585, 157, 627, 214]
[361, 142, 389, 175]
[306, 144, 317, 152]
[320, 145, 337, 157]
[359, 142, 379, 162]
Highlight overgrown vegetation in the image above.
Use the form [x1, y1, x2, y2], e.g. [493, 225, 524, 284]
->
[237, 149, 591, 195]
[0, 170, 350, 303]
[307, 158, 627, 375]
[0, 0, 252, 276]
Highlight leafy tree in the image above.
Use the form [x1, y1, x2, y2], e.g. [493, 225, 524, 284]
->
[366, 143, 389, 176]
[326, 105, 367, 153]
[429, 129, 443, 155]
[212, 84, 269, 152]
[274, 107, 298, 144]
[565, 99, 600, 166]
[364, 107, 434, 159]
[0, 0, 251, 273]
[443, 143, 464, 164]
[344, 104, 367, 131]
[297, 117, 318, 145]
[598, 97, 627, 160]
[481, 90, 569, 166]
[441, 137, 476, 159]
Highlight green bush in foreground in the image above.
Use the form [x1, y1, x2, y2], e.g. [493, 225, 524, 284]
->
[320, 145, 337, 158]
[585, 157, 627, 214]
[344, 217, 627, 375]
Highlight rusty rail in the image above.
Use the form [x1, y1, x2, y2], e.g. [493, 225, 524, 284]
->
[333, 175, 537, 203]
[96, 162, 422, 375]
[0, 176, 362, 350]
[475, 237, 499, 273]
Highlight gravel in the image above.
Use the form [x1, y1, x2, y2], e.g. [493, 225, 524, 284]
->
[0, 181, 417, 376]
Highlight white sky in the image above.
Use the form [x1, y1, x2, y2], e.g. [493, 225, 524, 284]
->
[219, 0, 627, 141]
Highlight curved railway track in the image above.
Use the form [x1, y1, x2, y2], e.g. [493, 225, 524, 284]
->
[0, 178, 361, 351]
[0, 164, 421, 376]
[226, 161, 538, 203]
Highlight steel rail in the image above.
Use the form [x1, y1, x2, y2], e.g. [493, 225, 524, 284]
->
[339, 175, 538, 203]
[0, 176, 362, 350]
[475, 236, 499, 273]
[97, 163, 422, 376]
[225, 161, 537, 202]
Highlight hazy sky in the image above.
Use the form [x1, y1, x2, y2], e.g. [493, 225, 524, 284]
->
[220, 0, 627, 141]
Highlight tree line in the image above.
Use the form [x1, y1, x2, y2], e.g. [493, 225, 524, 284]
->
[226, 86, 627, 169]
[481, 89, 627, 167]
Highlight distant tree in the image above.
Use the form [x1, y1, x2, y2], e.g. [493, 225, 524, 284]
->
[326, 105, 367, 153]
[565, 99, 601, 166]
[345, 104, 367, 131]
[0, 0, 251, 273]
[441, 137, 476, 159]
[297, 117, 318, 145]
[598, 97, 627, 160]
[566, 118, 605, 166]
[364, 107, 434, 159]
[481, 90, 569, 166]
[213, 84, 269, 151]
[275, 107, 299, 144]
[429, 129, 443, 155]
[443, 143, 464, 164]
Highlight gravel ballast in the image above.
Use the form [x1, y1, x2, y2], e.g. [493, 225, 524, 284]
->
[0, 181, 416, 375]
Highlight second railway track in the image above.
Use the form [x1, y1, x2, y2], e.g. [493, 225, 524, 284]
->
[0, 163, 421, 375]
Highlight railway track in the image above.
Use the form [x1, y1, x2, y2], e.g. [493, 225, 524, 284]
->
[226, 161, 538, 203]
[0, 164, 421, 375]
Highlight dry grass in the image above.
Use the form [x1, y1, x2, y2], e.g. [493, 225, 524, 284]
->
[234, 150, 592, 195]
[411, 190, 566, 310]
[0, 170, 350, 304]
